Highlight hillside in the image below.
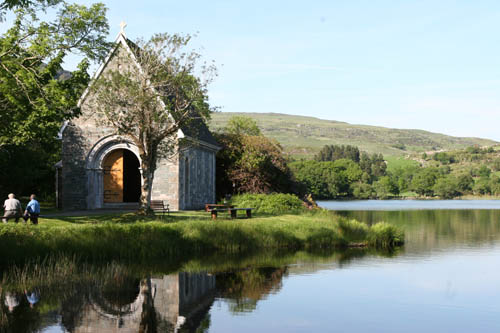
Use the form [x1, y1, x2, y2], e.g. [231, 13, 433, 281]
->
[209, 112, 498, 158]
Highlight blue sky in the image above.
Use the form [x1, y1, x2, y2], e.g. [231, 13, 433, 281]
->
[3, 1, 500, 140]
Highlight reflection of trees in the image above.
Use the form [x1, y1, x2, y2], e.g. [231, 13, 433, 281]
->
[339, 209, 500, 252]
[216, 267, 287, 313]
[0, 247, 403, 331]
[139, 278, 157, 333]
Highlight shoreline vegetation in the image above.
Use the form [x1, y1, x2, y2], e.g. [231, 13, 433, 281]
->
[290, 145, 500, 201]
[317, 195, 500, 201]
[0, 248, 398, 292]
[0, 194, 404, 265]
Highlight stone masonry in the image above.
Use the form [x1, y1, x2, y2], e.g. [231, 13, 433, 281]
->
[58, 30, 219, 211]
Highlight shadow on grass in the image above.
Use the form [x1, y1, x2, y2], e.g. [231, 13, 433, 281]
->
[42, 211, 213, 224]
[42, 210, 273, 225]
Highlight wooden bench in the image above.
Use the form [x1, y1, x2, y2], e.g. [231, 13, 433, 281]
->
[151, 200, 169, 219]
[210, 208, 253, 220]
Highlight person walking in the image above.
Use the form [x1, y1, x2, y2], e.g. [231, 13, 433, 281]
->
[23, 194, 40, 225]
[2, 193, 22, 223]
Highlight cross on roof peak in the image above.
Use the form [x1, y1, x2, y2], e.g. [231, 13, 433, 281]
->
[119, 21, 127, 35]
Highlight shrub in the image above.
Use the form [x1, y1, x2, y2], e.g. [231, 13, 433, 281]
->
[368, 222, 405, 248]
[338, 218, 369, 242]
[230, 193, 305, 215]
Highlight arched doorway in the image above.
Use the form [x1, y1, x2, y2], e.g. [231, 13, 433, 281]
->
[103, 149, 141, 203]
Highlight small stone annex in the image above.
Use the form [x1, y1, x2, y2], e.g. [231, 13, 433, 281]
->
[56, 27, 219, 211]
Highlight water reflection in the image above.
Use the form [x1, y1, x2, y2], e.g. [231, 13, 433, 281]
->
[216, 267, 287, 314]
[0, 248, 379, 332]
[4, 205, 500, 332]
[0, 271, 217, 333]
[335, 209, 500, 254]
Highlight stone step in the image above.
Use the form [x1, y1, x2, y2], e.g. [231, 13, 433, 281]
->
[102, 202, 140, 210]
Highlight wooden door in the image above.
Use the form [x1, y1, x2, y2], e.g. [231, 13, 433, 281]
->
[103, 150, 124, 203]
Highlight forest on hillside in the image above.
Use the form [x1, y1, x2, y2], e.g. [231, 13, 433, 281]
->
[290, 144, 500, 200]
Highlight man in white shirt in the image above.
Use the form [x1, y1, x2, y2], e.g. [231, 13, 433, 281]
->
[3, 193, 22, 223]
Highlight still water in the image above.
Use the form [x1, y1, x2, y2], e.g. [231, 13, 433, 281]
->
[2, 200, 500, 332]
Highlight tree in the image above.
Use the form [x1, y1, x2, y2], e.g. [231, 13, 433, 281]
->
[91, 33, 216, 210]
[315, 144, 360, 163]
[370, 153, 387, 177]
[289, 161, 332, 199]
[411, 167, 439, 196]
[456, 174, 474, 193]
[224, 116, 261, 136]
[478, 165, 492, 178]
[373, 176, 399, 198]
[215, 131, 292, 197]
[358, 152, 387, 181]
[433, 176, 460, 199]
[0, 0, 59, 19]
[230, 136, 291, 194]
[0, 1, 110, 147]
[473, 178, 491, 195]
[350, 182, 373, 199]
[0, 0, 109, 197]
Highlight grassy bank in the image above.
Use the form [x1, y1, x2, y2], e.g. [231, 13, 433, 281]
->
[0, 210, 404, 264]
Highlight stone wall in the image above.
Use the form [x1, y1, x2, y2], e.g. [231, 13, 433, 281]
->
[179, 146, 216, 210]
[151, 155, 180, 211]
[60, 124, 91, 210]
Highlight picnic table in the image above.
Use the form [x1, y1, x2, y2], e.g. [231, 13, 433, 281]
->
[205, 203, 234, 212]
[209, 207, 253, 220]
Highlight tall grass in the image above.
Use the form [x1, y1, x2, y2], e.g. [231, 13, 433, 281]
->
[0, 212, 404, 265]
[367, 222, 405, 248]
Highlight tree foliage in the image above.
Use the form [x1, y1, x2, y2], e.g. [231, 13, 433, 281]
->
[0, 0, 109, 197]
[0, 1, 110, 146]
[315, 144, 360, 163]
[293, 144, 500, 200]
[224, 116, 261, 136]
[291, 145, 392, 199]
[215, 129, 292, 197]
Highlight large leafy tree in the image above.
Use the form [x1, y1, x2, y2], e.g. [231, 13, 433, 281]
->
[0, 1, 110, 147]
[215, 116, 294, 198]
[0, 0, 110, 196]
[0, 0, 58, 19]
[91, 33, 216, 210]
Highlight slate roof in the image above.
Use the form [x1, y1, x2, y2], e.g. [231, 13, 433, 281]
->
[180, 116, 219, 147]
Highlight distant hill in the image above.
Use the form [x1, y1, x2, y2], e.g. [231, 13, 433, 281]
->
[209, 112, 498, 158]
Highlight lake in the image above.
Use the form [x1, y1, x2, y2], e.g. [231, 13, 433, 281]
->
[2, 200, 500, 332]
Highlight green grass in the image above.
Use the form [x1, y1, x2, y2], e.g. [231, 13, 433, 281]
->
[0, 210, 404, 264]
[209, 112, 497, 158]
[385, 156, 421, 171]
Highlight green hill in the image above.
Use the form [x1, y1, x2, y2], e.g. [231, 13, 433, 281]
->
[209, 112, 498, 158]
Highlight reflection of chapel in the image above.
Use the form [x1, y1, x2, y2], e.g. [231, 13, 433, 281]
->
[71, 273, 216, 332]
[56, 26, 219, 211]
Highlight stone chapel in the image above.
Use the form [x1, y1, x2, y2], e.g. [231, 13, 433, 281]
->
[56, 27, 219, 211]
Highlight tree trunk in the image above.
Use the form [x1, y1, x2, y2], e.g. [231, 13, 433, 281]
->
[139, 147, 158, 213]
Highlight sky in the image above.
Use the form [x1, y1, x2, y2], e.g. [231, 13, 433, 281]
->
[2, 0, 500, 141]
